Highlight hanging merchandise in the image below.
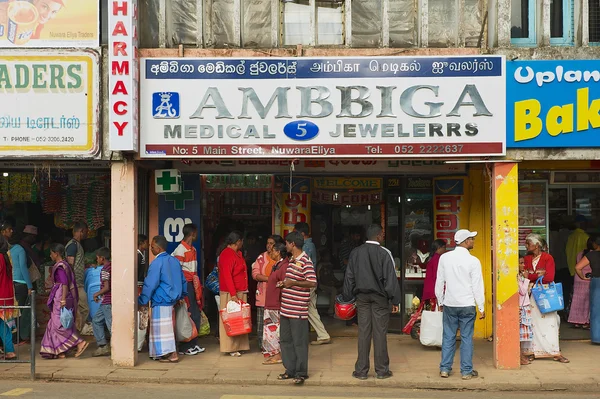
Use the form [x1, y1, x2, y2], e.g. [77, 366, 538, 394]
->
[41, 178, 65, 214]
[0, 173, 38, 203]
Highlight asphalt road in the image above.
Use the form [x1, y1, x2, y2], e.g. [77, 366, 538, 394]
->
[0, 382, 597, 399]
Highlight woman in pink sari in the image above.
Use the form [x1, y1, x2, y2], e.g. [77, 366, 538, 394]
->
[40, 243, 89, 359]
[569, 237, 594, 329]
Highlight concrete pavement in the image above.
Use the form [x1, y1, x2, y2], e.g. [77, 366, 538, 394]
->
[2, 335, 600, 392]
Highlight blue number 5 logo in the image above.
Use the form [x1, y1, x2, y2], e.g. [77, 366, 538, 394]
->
[283, 120, 319, 141]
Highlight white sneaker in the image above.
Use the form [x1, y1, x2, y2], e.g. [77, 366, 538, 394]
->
[179, 348, 200, 356]
[194, 345, 206, 353]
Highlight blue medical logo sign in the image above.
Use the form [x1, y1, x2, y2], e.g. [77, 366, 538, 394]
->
[152, 92, 180, 119]
[158, 174, 201, 266]
[507, 60, 600, 148]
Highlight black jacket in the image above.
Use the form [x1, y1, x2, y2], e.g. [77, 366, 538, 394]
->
[342, 242, 401, 306]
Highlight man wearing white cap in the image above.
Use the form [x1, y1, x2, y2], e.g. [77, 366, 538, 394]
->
[435, 229, 485, 380]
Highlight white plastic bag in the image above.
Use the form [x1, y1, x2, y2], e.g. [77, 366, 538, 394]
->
[226, 300, 242, 313]
[420, 310, 443, 347]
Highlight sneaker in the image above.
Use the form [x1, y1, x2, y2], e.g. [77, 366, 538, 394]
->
[440, 371, 450, 378]
[462, 370, 479, 380]
[352, 371, 368, 380]
[179, 348, 200, 356]
[376, 371, 393, 380]
[310, 339, 331, 345]
[194, 345, 206, 353]
[92, 346, 110, 357]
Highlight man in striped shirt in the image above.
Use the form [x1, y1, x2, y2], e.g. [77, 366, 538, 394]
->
[276, 231, 317, 385]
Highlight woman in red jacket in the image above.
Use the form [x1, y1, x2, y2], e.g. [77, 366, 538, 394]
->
[218, 231, 250, 357]
[523, 234, 569, 363]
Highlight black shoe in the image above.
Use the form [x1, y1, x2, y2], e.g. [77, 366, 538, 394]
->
[352, 371, 368, 380]
[462, 370, 479, 380]
[376, 371, 393, 380]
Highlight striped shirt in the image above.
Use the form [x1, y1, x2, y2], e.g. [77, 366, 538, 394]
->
[172, 241, 197, 273]
[100, 261, 112, 305]
[280, 252, 317, 319]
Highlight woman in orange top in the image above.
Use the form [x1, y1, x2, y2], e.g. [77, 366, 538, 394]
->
[252, 235, 284, 353]
[218, 231, 250, 357]
[523, 234, 569, 363]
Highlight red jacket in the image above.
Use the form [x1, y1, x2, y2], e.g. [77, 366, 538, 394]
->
[524, 252, 555, 284]
[218, 247, 248, 297]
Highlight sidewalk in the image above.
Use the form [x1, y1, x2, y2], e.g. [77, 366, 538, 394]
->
[3, 335, 600, 392]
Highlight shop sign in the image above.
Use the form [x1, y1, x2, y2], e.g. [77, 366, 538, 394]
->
[109, 0, 138, 152]
[140, 56, 506, 159]
[313, 177, 382, 190]
[433, 177, 469, 248]
[0, 50, 99, 158]
[158, 174, 202, 260]
[178, 159, 466, 174]
[312, 189, 382, 206]
[507, 60, 600, 148]
[0, 0, 99, 48]
[280, 176, 311, 237]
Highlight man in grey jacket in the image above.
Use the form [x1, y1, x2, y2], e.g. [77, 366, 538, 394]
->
[343, 224, 401, 380]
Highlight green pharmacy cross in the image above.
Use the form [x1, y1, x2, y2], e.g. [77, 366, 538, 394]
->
[157, 170, 178, 192]
[165, 185, 194, 211]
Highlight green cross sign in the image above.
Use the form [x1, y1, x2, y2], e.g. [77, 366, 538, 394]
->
[165, 184, 194, 211]
[157, 170, 178, 191]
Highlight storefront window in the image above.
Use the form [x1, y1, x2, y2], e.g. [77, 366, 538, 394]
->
[389, 0, 416, 47]
[317, 1, 344, 45]
[428, 0, 457, 47]
[351, 0, 381, 47]
[207, 0, 237, 47]
[166, 0, 199, 46]
[518, 181, 548, 251]
[282, 0, 311, 45]
[572, 187, 600, 226]
[242, 0, 272, 47]
[140, 0, 160, 48]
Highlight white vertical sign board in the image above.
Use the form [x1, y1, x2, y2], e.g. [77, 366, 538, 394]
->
[108, 0, 139, 152]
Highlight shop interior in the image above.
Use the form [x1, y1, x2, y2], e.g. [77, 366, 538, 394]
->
[200, 173, 437, 334]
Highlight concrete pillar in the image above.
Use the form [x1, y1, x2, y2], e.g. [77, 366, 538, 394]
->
[492, 162, 520, 370]
[111, 161, 139, 367]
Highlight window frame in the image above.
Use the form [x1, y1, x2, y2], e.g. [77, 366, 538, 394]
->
[511, 0, 537, 47]
[279, 0, 346, 47]
[549, 0, 575, 46]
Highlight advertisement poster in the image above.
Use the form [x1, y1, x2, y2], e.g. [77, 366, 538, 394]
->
[507, 60, 600, 148]
[433, 177, 470, 249]
[0, 0, 99, 48]
[280, 177, 311, 237]
[0, 50, 100, 157]
[140, 56, 506, 159]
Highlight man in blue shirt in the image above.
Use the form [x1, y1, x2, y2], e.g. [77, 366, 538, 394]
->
[294, 222, 331, 346]
[139, 236, 187, 363]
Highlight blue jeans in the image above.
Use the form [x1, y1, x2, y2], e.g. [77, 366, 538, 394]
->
[440, 306, 476, 376]
[92, 304, 112, 346]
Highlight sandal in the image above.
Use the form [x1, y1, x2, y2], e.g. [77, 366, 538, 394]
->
[278, 373, 293, 380]
[74, 341, 89, 358]
[57, 354, 66, 359]
[554, 356, 570, 363]
[520, 355, 530, 366]
[263, 358, 283, 365]
[293, 377, 306, 385]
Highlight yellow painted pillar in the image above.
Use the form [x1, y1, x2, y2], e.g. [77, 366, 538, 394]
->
[111, 161, 139, 367]
[492, 162, 520, 369]
[468, 166, 493, 339]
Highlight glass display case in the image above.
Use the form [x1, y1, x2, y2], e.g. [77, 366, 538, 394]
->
[518, 180, 548, 251]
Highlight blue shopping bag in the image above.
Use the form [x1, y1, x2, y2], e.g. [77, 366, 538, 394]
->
[205, 266, 219, 294]
[531, 276, 564, 314]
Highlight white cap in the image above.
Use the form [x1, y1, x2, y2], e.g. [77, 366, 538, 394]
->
[454, 229, 477, 244]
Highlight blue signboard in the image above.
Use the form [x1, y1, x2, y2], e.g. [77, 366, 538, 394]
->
[507, 60, 600, 148]
[158, 173, 202, 276]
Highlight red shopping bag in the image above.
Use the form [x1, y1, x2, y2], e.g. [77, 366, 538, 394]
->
[220, 301, 252, 337]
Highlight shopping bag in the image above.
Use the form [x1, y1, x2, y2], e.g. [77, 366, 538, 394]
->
[220, 300, 252, 337]
[137, 307, 149, 351]
[175, 302, 198, 342]
[531, 277, 564, 314]
[60, 307, 74, 329]
[205, 267, 220, 294]
[199, 311, 211, 337]
[420, 310, 443, 347]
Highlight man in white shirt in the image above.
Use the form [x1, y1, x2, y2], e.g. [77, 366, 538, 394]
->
[435, 229, 485, 380]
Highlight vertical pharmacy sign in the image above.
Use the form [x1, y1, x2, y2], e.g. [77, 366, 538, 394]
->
[109, 0, 138, 151]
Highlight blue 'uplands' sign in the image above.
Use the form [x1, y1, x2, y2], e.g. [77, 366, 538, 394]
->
[507, 60, 600, 148]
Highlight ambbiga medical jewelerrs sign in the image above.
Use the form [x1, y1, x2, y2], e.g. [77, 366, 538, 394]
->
[139, 56, 506, 159]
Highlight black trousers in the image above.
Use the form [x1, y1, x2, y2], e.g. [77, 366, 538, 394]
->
[13, 282, 30, 342]
[280, 316, 309, 378]
[179, 282, 200, 352]
[355, 293, 391, 376]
